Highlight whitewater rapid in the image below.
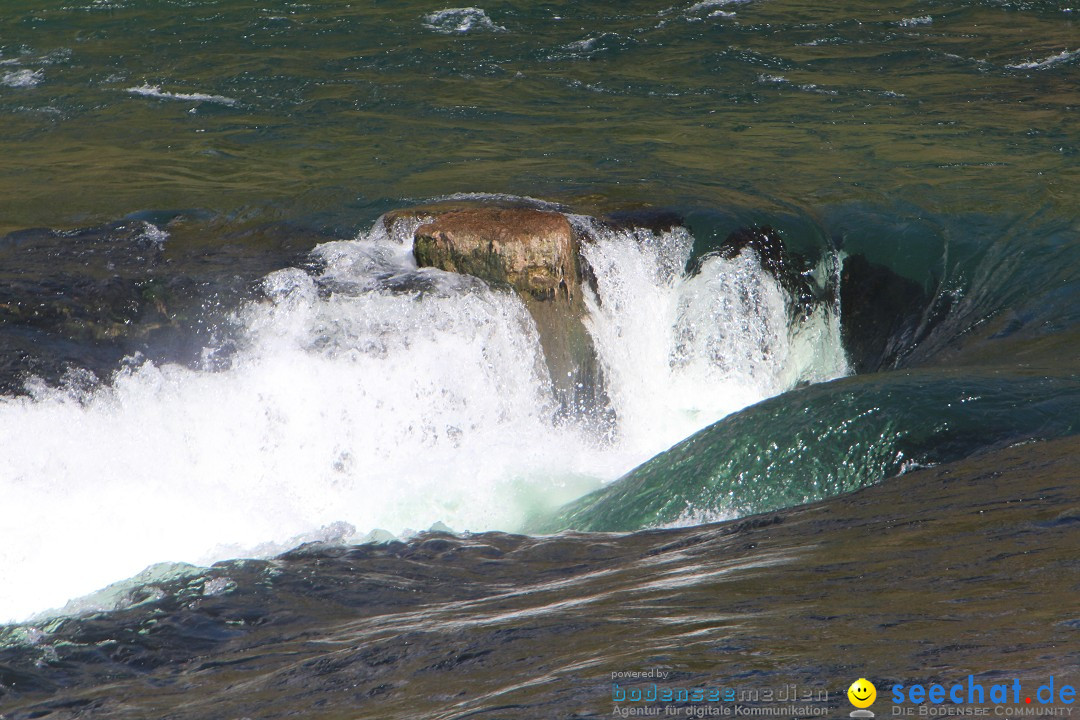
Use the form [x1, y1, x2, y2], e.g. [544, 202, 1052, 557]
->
[0, 214, 847, 622]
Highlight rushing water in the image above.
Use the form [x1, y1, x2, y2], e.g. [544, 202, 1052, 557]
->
[0, 0, 1077, 717]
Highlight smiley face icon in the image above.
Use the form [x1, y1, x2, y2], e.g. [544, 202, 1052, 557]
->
[848, 678, 877, 708]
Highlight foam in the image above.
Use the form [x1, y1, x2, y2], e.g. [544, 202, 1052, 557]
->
[0, 214, 847, 622]
[423, 8, 505, 34]
[1006, 49, 1079, 70]
[897, 16, 932, 27]
[1, 69, 44, 88]
[126, 84, 238, 106]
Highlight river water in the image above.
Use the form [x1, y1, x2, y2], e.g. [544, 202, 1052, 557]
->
[0, 1, 1077, 717]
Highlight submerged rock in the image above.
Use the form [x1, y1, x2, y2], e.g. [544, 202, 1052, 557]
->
[839, 253, 951, 373]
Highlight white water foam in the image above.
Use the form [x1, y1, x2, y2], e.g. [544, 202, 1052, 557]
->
[574, 218, 847, 452]
[1006, 49, 1079, 70]
[0, 214, 846, 622]
[126, 84, 238, 106]
[897, 16, 932, 27]
[675, 0, 751, 16]
[423, 8, 505, 34]
[688, 0, 747, 11]
[1, 69, 44, 88]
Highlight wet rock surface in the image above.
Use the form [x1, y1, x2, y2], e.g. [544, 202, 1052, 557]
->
[414, 208, 580, 304]
[0, 219, 318, 394]
[840, 253, 952, 373]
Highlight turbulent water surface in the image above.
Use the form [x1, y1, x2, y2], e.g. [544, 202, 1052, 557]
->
[0, 0, 1077, 717]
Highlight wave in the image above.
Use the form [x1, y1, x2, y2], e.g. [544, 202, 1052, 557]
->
[1005, 48, 1079, 70]
[897, 15, 932, 27]
[422, 8, 505, 34]
[125, 84, 238, 106]
[537, 371, 1080, 532]
[535, 205, 1080, 532]
[683, 0, 751, 15]
[1, 69, 44, 88]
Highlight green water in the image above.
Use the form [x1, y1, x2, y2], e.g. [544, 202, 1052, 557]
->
[1, 0, 1076, 234]
[536, 370, 1080, 532]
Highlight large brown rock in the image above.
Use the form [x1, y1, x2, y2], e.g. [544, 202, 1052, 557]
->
[414, 208, 580, 305]
[411, 207, 611, 433]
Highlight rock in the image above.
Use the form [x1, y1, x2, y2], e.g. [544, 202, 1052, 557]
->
[714, 225, 819, 318]
[380, 203, 477, 244]
[411, 207, 613, 434]
[839, 253, 951, 373]
[381, 198, 558, 244]
[714, 228, 955, 372]
[717, 225, 789, 279]
[414, 208, 580, 304]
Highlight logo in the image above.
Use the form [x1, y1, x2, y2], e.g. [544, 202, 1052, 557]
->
[849, 678, 878, 718]
[890, 676, 1076, 715]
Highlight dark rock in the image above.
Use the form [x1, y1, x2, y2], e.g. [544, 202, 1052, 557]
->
[717, 225, 788, 279]
[714, 225, 818, 317]
[839, 253, 950, 373]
